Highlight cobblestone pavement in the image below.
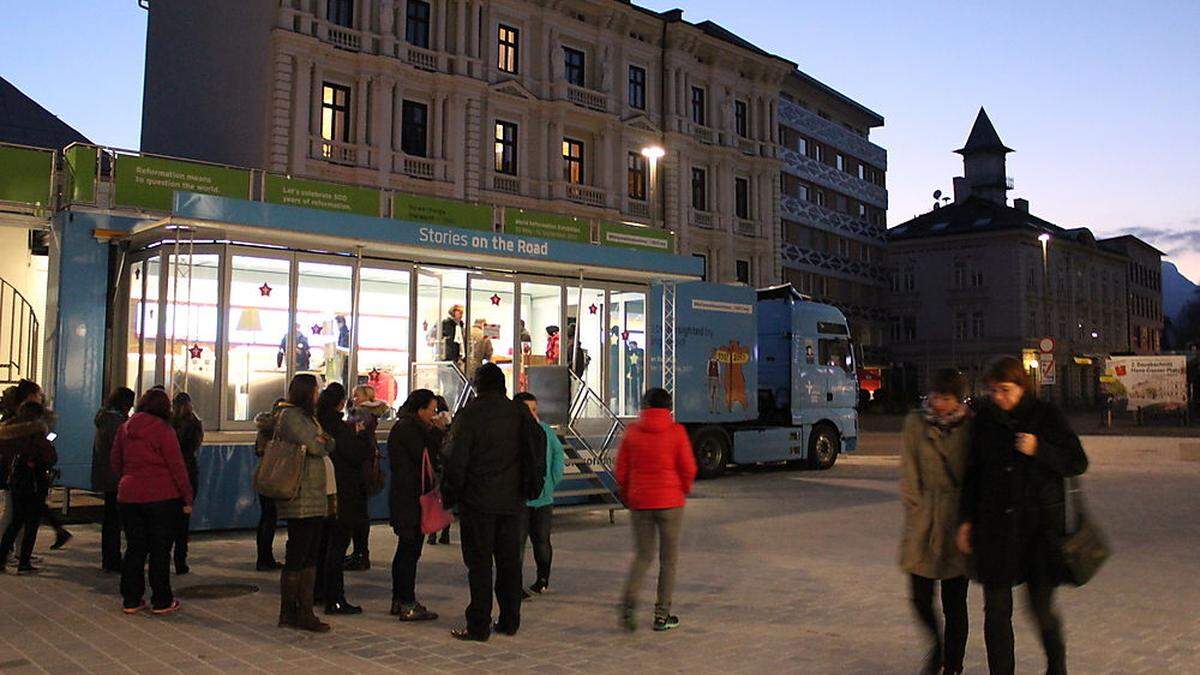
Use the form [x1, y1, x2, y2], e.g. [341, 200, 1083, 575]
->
[2, 442, 1198, 674]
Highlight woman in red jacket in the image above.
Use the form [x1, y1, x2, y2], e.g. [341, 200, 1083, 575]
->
[615, 387, 697, 633]
[111, 389, 194, 615]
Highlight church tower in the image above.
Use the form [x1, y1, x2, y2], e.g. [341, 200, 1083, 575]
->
[952, 107, 1013, 205]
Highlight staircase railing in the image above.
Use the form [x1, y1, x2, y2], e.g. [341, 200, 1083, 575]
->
[0, 278, 39, 387]
[564, 370, 625, 475]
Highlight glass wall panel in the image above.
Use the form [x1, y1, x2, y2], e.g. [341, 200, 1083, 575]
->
[164, 254, 221, 424]
[226, 255, 291, 422]
[608, 290, 647, 416]
[357, 267, 411, 415]
[140, 256, 162, 391]
[566, 286, 605, 396]
[467, 276, 516, 393]
[296, 261, 354, 386]
[519, 282, 563, 393]
[415, 268, 467, 402]
[124, 259, 147, 394]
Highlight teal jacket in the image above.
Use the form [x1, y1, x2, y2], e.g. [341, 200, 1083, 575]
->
[527, 421, 564, 508]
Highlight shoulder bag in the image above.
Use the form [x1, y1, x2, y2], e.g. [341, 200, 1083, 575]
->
[1059, 477, 1110, 586]
[253, 421, 308, 500]
[419, 448, 453, 535]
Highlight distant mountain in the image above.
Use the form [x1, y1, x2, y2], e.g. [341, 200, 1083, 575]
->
[1163, 261, 1199, 321]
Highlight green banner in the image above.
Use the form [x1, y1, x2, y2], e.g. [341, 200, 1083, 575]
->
[599, 221, 675, 252]
[503, 208, 591, 243]
[114, 154, 252, 211]
[64, 144, 97, 204]
[393, 193, 493, 232]
[0, 144, 54, 208]
[265, 174, 379, 216]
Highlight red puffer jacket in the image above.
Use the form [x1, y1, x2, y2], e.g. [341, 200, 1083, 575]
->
[615, 408, 697, 510]
[111, 412, 194, 506]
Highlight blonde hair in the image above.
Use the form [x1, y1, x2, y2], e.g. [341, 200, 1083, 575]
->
[352, 384, 376, 401]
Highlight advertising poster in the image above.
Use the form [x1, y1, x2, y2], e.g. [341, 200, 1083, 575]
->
[1102, 355, 1188, 411]
[503, 208, 590, 243]
[115, 154, 251, 211]
[265, 174, 379, 216]
[393, 192, 493, 231]
[671, 282, 758, 424]
[0, 144, 55, 208]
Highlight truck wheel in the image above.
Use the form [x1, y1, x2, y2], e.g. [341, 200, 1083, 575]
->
[807, 425, 840, 470]
[692, 427, 730, 479]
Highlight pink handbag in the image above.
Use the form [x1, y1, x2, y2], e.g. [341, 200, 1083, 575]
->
[419, 449, 453, 535]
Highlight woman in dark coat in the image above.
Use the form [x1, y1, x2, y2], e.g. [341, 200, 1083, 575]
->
[92, 387, 136, 573]
[426, 395, 451, 546]
[315, 382, 370, 615]
[957, 356, 1088, 675]
[169, 392, 203, 575]
[386, 389, 441, 621]
[0, 401, 57, 573]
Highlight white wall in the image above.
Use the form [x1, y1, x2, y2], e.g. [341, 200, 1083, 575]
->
[0, 223, 49, 381]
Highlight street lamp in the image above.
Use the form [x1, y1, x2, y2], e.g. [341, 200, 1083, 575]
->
[1037, 232, 1052, 397]
[641, 145, 666, 231]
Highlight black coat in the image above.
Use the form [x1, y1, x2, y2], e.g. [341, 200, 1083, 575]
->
[320, 410, 371, 527]
[961, 396, 1088, 586]
[91, 407, 127, 493]
[443, 391, 545, 516]
[172, 413, 204, 493]
[441, 317, 464, 362]
[387, 413, 441, 534]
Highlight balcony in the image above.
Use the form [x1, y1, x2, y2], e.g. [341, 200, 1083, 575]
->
[780, 146, 888, 210]
[690, 123, 717, 145]
[565, 85, 609, 113]
[404, 44, 439, 71]
[736, 137, 759, 156]
[623, 199, 650, 219]
[780, 194, 882, 242]
[564, 183, 607, 209]
[323, 23, 363, 52]
[392, 152, 440, 181]
[491, 174, 522, 195]
[692, 210, 715, 229]
[310, 136, 373, 169]
[778, 97, 887, 169]
[735, 219, 758, 237]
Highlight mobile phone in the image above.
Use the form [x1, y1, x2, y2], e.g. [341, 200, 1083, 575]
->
[46, 432, 58, 442]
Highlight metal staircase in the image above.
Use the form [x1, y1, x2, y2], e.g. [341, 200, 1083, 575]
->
[552, 371, 626, 521]
[0, 278, 39, 387]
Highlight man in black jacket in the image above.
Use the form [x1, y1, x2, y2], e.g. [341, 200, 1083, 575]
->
[91, 387, 136, 573]
[444, 363, 546, 641]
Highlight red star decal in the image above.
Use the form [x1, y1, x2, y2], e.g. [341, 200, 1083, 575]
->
[369, 368, 381, 378]
[311, 323, 323, 335]
[259, 283, 272, 296]
[588, 304, 598, 315]
[188, 343, 203, 359]
[490, 294, 502, 306]
[621, 330, 630, 341]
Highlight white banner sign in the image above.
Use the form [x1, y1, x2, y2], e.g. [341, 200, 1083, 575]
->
[1103, 355, 1187, 409]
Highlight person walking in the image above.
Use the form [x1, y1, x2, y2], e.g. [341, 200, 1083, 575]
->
[900, 369, 973, 675]
[957, 356, 1088, 675]
[110, 389, 193, 614]
[616, 387, 697, 633]
[344, 385, 389, 571]
[169, 392, 203, 575]
[0, 401, 57, 574]
[1, 380, 70, 557]
[315, 383, 368, 615]
[254, 398, 287, 571]
[444, 364, 546, 641]
[386, 389, 444, 621]
[513, 392, 564, 597]
[273, 374, 335, 632]
[92, 387, 135, 573]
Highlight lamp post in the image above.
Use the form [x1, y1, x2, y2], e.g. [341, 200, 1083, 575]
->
[1038, 232, 1052, 397]
[641, 145, 665, 230]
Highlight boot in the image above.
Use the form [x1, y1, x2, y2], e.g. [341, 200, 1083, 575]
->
[294, 567, 331, 633]
[278, 570, 299, 627]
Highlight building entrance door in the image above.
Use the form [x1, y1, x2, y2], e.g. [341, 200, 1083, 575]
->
[466, 275, 518, 394]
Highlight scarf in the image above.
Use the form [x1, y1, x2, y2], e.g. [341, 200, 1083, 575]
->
[922, 399, 969, 431]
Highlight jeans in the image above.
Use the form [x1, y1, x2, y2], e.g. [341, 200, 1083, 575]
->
[910, 574, 969, 673]
[351, 519, 370, 557]
[172, 479, 197, 569]
[120, 499, 181, 610]
[0, 490, 44, 567]
[101, 492, 122, 571]
[459, 510, 524, 636]
[622, 507, 684, 619]
[256, 494, 279, 564]
[521, 505, 554, 584]
[391, 526, 425, 604]
[319, 519, 353, 601]
[284, 517, 324, 572]
[984, 581, 1066, 675]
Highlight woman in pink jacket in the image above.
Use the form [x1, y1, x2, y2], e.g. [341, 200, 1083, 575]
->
[111, 388, 194, 615]
[615, 387, 697, 633]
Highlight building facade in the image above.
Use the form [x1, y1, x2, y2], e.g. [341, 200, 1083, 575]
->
[1097, 235, 1165, 354]
[886, 109, 1158, 408]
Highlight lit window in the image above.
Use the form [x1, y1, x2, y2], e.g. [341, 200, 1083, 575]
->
[627, 152, 647, 201]
[562, 138, 583, 184]
[494, 121, 517, 175]
[498, 24, 519, 73]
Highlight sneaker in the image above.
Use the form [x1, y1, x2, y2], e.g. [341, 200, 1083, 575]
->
[122, 602, 147, 615]
[529, 579, 549, 595]
[619, 605, 637, 633]
[151, 600, 182, 615]
[50, 530, 73, 550]
[653, 615, 680, 632]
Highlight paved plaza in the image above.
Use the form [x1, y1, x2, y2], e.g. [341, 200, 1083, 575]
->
[2, 439, 1198, 674]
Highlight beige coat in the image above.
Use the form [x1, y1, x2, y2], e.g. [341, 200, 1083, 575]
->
[898, 410, 970, 579]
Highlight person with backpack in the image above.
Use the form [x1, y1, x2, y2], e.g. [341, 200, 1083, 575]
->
[616, 388, 697, 633]
[0, 401, 57, 574]
[513, 392, 564, 597]
[254, 398, 287, 571]
[92, 387, 136, 573]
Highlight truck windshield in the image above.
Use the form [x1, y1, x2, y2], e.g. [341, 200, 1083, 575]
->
[819, 338, 853, 373]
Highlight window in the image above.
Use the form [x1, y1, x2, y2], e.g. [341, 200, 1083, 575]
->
[813, 143, 824, 163]
[797, 137, 808, 155]
[691, 86, 706, 126]
[954, 313, 967, 341]
[954, 260, 966, 288]
[819, 338, 853, 373]
[494, 121, 517, 175]
[497, 24, 519, 73]
[563, 47, 585, 86]
[857, 164, 865, 180]
[902, 316, 917, 341]
[734, 177, 750, 219]
[321, 83, 351, 145]
[736, 259, 751, 285]
[691, 167, 707, 211]
[857, 203, 867, 218]
[226, 255, 291, 422]
[889, 317, 901, 342]
[971, 312, 984, 338]
[734, 100, 748, 137]
[562, 138, 583, 184]
[797, 183, 809, 202]
[971, 269, 984, 287]
[327, 0, 353, 28]
[628, 65, 646, 110]
[837, 237, 850, 259]
[903, 267, 916, 292]
[811, 188, 826, 208]
[627, 152, 647, 201]
[836, 154, 845, 171]
[405, 0, 431, 49]
[835, 194, 848, 213]
[693, 253, 708, 281]
[401, 100, 428, 157]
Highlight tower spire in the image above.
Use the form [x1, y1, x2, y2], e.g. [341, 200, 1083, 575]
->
[952, 107, 1013, 205]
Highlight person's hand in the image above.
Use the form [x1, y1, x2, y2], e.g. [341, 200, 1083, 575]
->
[354, 422, 365, 433]
[956, 522, 972, 554]
[182, 505, 193, 515]
[1015, 433, 1038, 456]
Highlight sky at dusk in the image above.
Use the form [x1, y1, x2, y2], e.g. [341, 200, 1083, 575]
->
[3, 1, 1198, 281]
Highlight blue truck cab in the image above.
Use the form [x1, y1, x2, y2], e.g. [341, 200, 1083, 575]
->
[656, 282, 857, 478]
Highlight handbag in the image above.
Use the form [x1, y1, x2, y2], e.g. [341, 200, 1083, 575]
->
[363, 447, 386, 497]
[253, 434, 307, 501]
[1059, 477, 1110, 586]
[419, 449, 453, 535]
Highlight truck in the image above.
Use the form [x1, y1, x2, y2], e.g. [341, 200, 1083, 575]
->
[653, 282, 858, 478]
